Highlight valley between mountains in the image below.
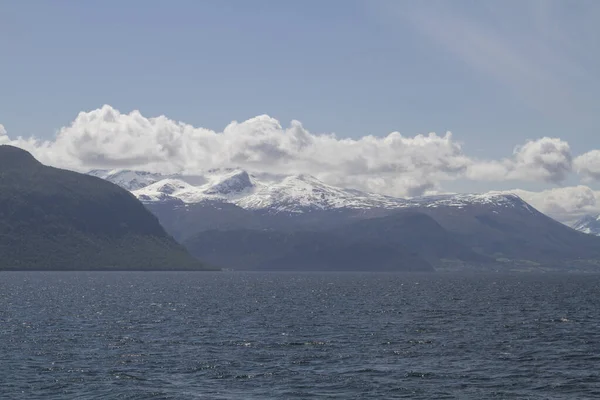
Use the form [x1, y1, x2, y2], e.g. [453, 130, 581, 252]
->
[89, 168, 600, 272]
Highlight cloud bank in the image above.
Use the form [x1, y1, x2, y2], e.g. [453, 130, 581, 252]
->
[507, 186, 600, 226]
[467, 137, 572, 183]
[0, 105, 599, 205]
[575, 150, 600, 182]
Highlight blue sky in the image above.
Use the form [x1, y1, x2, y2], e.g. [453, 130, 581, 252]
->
[1, 0, 600, 220]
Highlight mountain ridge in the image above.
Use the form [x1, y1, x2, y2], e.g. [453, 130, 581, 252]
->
[90, 167, 600, 272]
[89, 168, 527, 214]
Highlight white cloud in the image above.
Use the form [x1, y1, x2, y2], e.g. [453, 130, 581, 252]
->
[502, 185, 600, 225]
[467, 137, 572, 183]
[0, 105, 473, 197]
[574, 150, 600, 181]
[510, 137, 572, 182]
[0, 105, 596, 201]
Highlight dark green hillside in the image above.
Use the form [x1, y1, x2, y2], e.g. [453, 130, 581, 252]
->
[182, 212, 485, 272]
[183, 228, 434, 271]
[419, 201, 600, 263]
[0, 145, 213, 271]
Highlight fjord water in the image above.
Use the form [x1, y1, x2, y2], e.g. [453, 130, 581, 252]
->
[1, 272, 599, 399]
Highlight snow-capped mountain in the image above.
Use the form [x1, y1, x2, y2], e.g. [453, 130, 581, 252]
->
[203, 169, 256, 196]
[89, 167, 600, 272]
[132, 169, 259, 204]
[572, 214, 600, 236]
[88, 169, 164, 191]
[90, 168, 532, 214]
[233, 174, 410, 213]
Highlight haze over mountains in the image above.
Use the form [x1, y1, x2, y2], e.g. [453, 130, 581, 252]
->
[90, 168, 600, 272]
[0, 146, 212, 271]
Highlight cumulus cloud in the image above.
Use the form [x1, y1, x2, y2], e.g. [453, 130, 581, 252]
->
[0, 105, 472, 197]
[0, 105, 596, 199]
[467, 137, 572, 183]
[574, 150, 600, 181]
[512, 138, 573, 182]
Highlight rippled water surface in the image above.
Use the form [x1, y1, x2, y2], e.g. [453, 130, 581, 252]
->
[1, 271, 600, 399]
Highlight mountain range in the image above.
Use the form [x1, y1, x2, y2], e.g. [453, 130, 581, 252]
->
[0, 146, 212, 271]
[90, 168, 600, 272]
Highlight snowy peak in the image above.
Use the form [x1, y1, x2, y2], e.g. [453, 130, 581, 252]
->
[93, 168, 540, 215]
[88, 169, 163, 191]
[148, 179, 192, 195]
[234, 174, 412, 213]
[203, 169, 255, 196]
[572, 214, 600, 236]
[134, 178, 206, 204]
[235, 174, 355, 213]
[134, 179, 192, 203]
[133, 170, 257, 204]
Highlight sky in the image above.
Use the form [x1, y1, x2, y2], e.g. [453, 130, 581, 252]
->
[1, 0, 600, 223]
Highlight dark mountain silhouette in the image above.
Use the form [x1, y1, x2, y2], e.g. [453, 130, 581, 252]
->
[0, 146, 213, 271]
[417, 198, 600, 263]
[183, 212, 491, 272]
[181, 199, 600, 271]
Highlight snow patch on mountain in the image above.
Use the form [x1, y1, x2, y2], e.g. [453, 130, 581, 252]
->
[132, 169, 260, 204]
[203, 169, 256, 196]
[412, 192, 535, 212]
[134, 178, 209, 204]
[92, 168, 535, 214]
[88, 169, 163, 191]
[234, 174, 408, 213]
[572, 214, 600, 235]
